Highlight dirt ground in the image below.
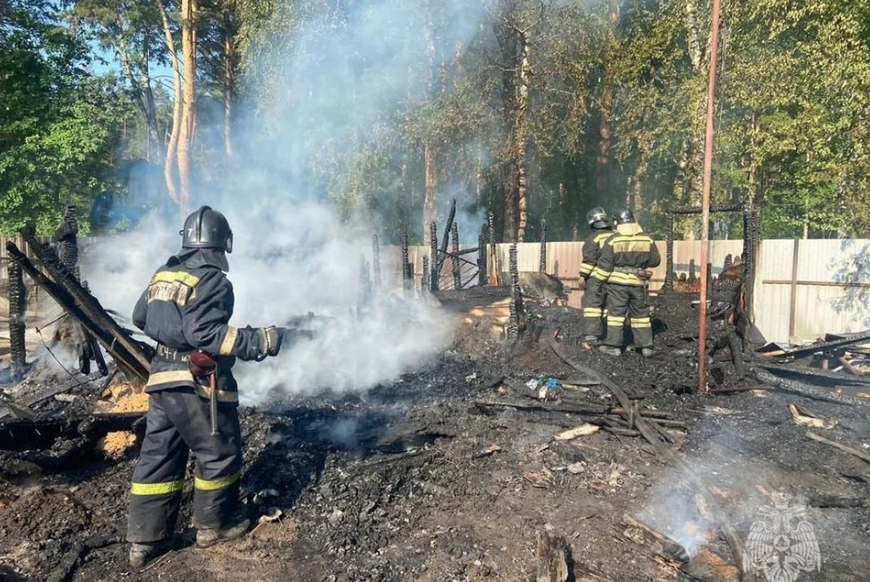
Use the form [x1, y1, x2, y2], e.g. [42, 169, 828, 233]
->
[1, 294, 869, 582]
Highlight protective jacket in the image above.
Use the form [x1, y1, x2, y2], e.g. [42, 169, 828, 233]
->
[579, 227, 614, 340]
[579, 228, 615, 283]
[599, 223, 660, 350]
[598, 223, 661, 286]
[132, 248, 272, 403]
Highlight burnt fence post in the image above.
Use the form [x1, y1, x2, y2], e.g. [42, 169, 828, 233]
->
[9, 259, 26, 381]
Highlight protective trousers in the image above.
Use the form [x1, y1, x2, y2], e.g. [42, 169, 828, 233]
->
[127, 387, 242, 543]
[604, 284, 653, 349]
[580, 278, 607, 339]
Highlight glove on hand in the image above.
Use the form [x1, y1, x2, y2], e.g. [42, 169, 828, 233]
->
[577, 276, 587, 291]
[636, 269, 653, 280]
[260, 326, 283, 357]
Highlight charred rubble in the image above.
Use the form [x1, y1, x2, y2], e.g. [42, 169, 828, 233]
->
[1, 212, 869, 582]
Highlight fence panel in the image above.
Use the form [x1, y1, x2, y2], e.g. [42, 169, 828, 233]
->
[4, 235, 870, 345]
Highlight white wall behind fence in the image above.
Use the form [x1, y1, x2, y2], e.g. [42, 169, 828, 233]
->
[4, 236, 870, 345]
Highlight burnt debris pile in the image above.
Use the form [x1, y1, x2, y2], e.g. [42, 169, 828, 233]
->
[1, 215, 870, 582]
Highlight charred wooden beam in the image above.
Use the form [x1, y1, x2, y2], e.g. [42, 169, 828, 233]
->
[535, 531, 570, 582]
[478, 228, 487, 287]
[8, 258, 26, 382]
[421, 255, 430, 291]
[508, 243, 522, 339]
[806, 430, 870, 464]
[438, 198, 457, 271]
[622, 514, 690, 563]
[759, 331, 870, 360]
[429, 221, 439, 292]
[0, 412, 144, 451]
[451, 222, 461, 290]
[6, 242, 149, 383]
[81, 281, 109, 376]
[539, 219, 548, 273]
[488, 211, 499, 285]
[400, 230, 411, 294]
[20, 228, 152, 375]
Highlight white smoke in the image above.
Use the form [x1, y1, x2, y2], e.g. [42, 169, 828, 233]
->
[80, 0, 492, 403]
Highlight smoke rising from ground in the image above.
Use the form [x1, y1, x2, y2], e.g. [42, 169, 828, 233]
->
[82, 0, 491, 404]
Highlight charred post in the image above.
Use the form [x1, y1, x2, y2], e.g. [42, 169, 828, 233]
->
[688, 259, 697, 284]
[55, 203, 79, 279]
[488, 211, 498, 285]
[429, 221, 439, 292]
[508, 243, 523, 339]
[723, 253, 733, 270]
[421, 255, 430, 291]
[664, 212, 675, 291]
[81, 280, 108, 376]
[539, 219, 547, 273]
[400, 230, 411, 295]
[477, 227, 487, 287]
[438, 198, 457, 271]
[451, 222, 461, 290]
[743, 205, 761, 321]
[371, 235, 382, 289]
[8, 259, 26, 382]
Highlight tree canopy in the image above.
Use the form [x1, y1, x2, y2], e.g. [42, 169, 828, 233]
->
[2, 0, 870, 241]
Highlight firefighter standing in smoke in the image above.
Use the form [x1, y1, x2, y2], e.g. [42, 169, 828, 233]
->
[578, 207, 614, 344]
[597, 209, 660, 357]
[126, 206, 309, 568]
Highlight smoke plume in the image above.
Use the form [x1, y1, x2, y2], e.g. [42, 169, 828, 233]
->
[82, 0, 491, 404]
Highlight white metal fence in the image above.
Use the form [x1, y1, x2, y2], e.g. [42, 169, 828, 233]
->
[3, 236, 868, 345]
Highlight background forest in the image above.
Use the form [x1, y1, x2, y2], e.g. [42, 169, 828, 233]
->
[2, 0, 870, 242]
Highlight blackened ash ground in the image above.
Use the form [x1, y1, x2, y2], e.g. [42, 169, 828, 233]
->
[1, 294, 869, 582]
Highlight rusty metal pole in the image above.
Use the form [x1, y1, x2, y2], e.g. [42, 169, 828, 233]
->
[698, 0, 722, 394]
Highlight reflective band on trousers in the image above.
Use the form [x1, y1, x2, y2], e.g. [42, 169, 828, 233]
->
[131, 479, 184, 495]
[607, 271, 644, 285]
[631, 318, 652, 328]
[195, 471, 241, 491]
[583, 308, 604, 317]
[607, 315, 625, 325]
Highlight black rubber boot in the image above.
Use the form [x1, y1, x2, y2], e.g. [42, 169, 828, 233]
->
[129, 540, 170, 569]
[196, 518, 251, 548]
[598, 346, 621, 357]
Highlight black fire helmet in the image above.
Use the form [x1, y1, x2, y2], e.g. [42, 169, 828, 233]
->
[612, 208, 635, 225]
[180, 206, 233, 253]
[586, 206, 610, 229]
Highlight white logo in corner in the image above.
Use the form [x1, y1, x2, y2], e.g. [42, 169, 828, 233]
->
[743, 499, 821, 582]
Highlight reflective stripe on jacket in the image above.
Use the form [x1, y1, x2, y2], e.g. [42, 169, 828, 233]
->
[132, 251, 270, 397]
[598, 223, 661, 287]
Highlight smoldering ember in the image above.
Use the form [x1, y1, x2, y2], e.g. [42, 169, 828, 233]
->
[3, 1, 870, 582]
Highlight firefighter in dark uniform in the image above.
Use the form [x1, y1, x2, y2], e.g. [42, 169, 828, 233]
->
[127, 206, 304, 568]
[578, 207, 614, 344]
[597, 209, 660, 357]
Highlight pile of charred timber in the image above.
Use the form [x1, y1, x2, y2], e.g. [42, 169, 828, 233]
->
[1, 224, 152, 441]
[7, 227, 151, 384]
[750, 330, 870, 406]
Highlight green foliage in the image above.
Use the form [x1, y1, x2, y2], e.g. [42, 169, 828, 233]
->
[0, 1, 130, 234]
[5, 0, 870, 241]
